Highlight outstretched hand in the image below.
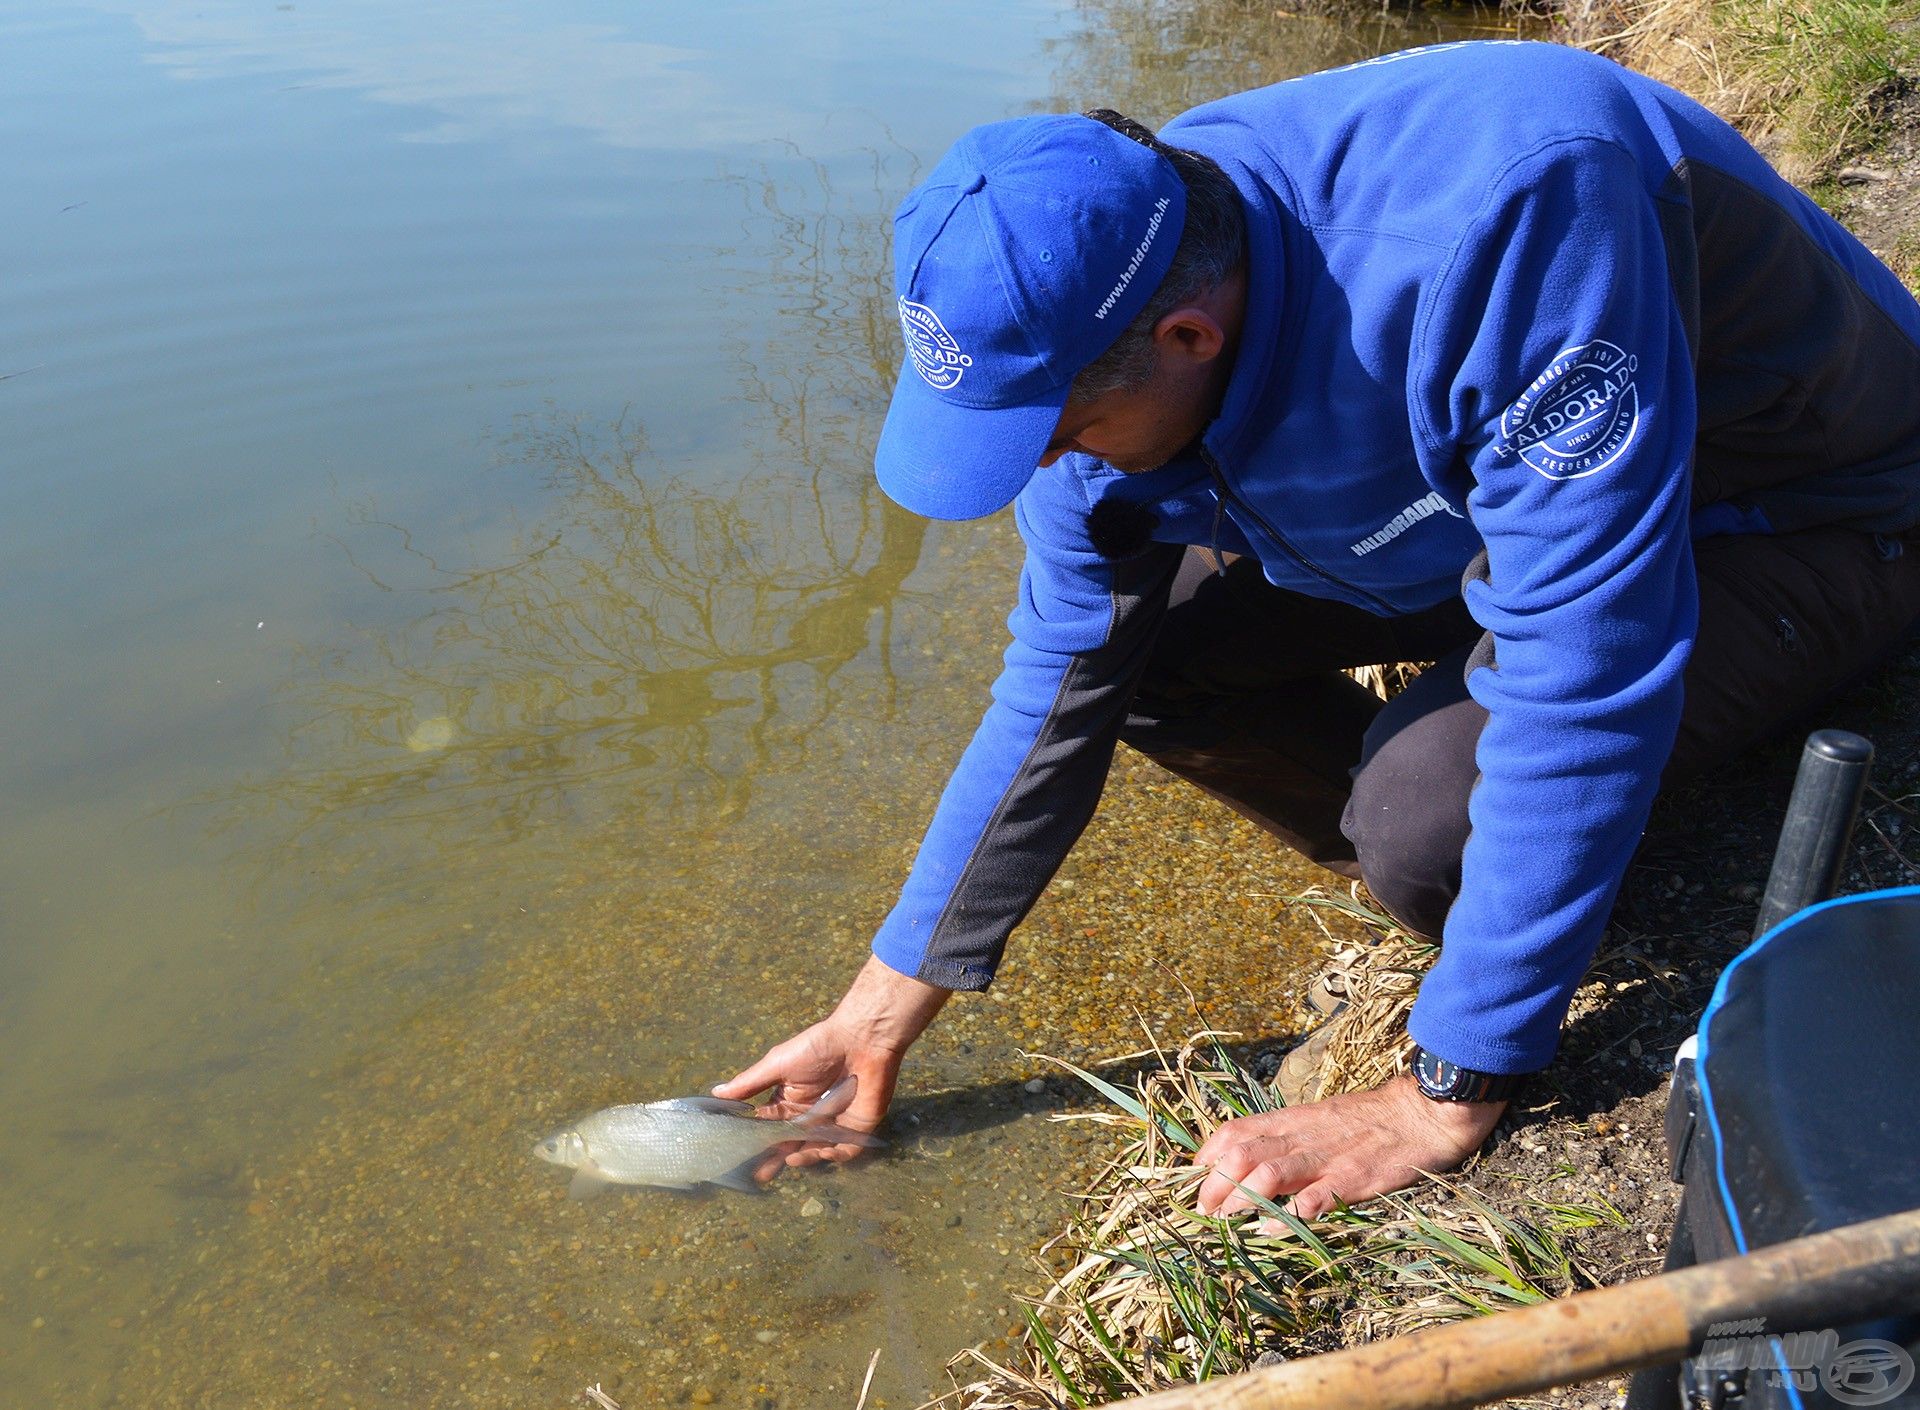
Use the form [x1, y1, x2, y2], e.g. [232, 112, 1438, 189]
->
[712, 1021, 905, 1180]
[714, 954, 951, 1182]
[1193, 1074, 1505, 1220]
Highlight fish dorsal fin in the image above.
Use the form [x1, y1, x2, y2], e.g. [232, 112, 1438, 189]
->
[645, 1096, 756, 1116]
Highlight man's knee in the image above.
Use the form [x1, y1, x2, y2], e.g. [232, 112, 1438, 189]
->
[1341, 654, 1485, 940]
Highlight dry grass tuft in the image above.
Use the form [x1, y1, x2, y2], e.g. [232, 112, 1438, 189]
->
[922, 1008, 1622, 1409]
[1345, 661, 1427, 701]
[1282, 886, 1434, 1099]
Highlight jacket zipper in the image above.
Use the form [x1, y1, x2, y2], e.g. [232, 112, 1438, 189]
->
[1200, 446, 1395, 613]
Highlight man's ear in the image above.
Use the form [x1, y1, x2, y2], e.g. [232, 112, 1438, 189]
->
[1151, 305, 1227, 364]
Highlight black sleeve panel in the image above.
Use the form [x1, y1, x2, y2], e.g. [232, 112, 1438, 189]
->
[911, 540, 1183, 989]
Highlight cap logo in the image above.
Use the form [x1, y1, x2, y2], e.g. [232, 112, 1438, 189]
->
[898, 297, 974, 390]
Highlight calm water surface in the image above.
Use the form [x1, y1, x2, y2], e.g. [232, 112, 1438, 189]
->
[0, 2, 1511, 1404]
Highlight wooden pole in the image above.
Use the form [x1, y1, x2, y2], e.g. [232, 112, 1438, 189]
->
[1102, 1206, 1920, 1410]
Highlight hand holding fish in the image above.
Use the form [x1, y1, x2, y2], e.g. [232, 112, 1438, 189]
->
[713, 954, 952, 1181]
[534, 1076, 884, 1200]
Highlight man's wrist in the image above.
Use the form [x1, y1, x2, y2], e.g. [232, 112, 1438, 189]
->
[1394, 1072, 1507, 1149]
[835, 954, 951, 1051]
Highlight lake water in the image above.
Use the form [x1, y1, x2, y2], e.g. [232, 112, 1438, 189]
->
[0, 2, 1512, 1405]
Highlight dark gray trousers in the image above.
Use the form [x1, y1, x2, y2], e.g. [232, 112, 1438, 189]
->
[1118, 527, 1920, 938]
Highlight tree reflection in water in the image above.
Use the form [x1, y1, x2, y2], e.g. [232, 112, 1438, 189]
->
[217, 143, 974, 890]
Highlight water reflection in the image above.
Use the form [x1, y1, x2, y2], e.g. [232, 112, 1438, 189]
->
[1048, 0, 1528, 121]
[90, 0, 799, 149]
[221, 147, 929, 888]
[251, 419, 926, 850]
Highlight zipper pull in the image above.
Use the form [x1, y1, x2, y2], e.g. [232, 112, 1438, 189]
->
[1201, 452, 1230, 578]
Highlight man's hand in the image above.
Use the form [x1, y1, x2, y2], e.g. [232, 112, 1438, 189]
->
[1193, 1073, 1505, 1219]
[714, 955, 950, 1181]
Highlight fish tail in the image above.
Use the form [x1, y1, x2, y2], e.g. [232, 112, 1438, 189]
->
[802, 1073, 858, 1121]
[790, 1076, 885, 1146]
[790, 1118, 885, 1149]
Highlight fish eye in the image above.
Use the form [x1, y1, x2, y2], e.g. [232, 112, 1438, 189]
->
[542, 1139, 558, 1153]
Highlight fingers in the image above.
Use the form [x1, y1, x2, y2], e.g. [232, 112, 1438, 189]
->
[842, 1056, 898, 1133]
[1286, 1180, 1343, 1220]
[712, 1048, 790, 1103]
[1195, 1140, 1319, 1216]
[781, 1139, 870, 1171]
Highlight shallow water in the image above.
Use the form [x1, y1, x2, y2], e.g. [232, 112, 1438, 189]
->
[1, 2, 1513, 1404]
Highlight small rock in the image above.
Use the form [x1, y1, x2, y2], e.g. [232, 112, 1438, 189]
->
[945, 1213, 963, 1228]
[754, 1329, 778, 1344]
[692, 1388, 715, 1406]
[32, 1266, 50, 1280]
[800, 1197, 824, 1217]
[1253, 1349, 1288, 1369]
[1023, 1078, 1046, 1095]
[1838, 165, 1892, 185]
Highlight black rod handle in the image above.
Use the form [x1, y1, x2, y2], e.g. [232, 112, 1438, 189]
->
[1752, 729, 1874, 938]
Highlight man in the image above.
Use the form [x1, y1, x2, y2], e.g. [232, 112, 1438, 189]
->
[717, 41, 1920, 1217]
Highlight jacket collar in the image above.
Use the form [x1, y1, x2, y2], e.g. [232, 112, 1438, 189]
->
[1202, 155, 1300, 468]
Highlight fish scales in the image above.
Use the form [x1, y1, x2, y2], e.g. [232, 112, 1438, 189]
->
[576, 1105, 804, 1186]
[533, 1075, 882, 1197]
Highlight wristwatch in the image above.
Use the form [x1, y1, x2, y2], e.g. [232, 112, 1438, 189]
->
[1411, 1045, 1528, 1104]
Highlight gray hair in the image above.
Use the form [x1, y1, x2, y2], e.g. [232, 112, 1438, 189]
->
[1069, 109, 1247, 404]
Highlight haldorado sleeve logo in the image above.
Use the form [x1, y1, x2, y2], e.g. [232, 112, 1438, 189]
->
[1495, 339, 1641, 481]
[898, 297, 974, 391]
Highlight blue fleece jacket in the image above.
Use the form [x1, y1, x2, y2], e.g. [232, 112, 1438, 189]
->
[871, 42, 1920, 1072]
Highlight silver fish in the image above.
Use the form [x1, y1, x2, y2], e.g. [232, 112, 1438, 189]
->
[533, 1076, 881, 1199]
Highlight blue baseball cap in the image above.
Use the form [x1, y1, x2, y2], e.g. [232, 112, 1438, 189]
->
[875, 115, 1187, 521]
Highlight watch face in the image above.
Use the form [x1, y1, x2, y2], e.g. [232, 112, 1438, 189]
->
[1413, 1049, 1522, 1103]
[1415, 1048, 1461, 1096]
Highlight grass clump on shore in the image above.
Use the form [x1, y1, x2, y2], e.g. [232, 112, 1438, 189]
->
[1716, 0, 1916, 173]
[926, 1017, 1623, 1409]
[1572, 0, 1918, 180]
